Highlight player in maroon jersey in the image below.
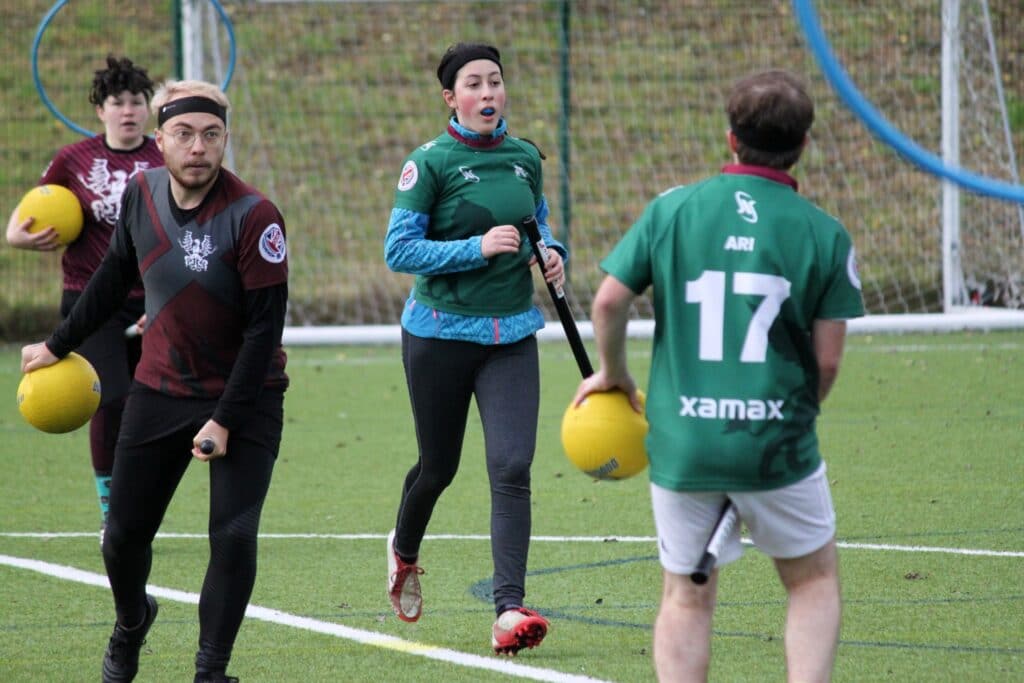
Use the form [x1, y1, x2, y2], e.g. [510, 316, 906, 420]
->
[5, 55, 162, 542]
[21, 78, 289, 683]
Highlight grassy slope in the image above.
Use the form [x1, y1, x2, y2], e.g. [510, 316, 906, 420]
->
[0, 1, 1022, 335]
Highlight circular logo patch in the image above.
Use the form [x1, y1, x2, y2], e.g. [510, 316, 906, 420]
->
[259, 223, 287, 264]
[398, 160, 418, 191]
[846, 246, 861, 290]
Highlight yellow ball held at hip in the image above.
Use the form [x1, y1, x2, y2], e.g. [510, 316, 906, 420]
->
[17, 352, 102, 434]
[561, 389, 649, 480]
[16, 184, 84, 246]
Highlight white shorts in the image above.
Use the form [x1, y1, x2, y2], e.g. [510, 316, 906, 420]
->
[650, 463, 836, 576]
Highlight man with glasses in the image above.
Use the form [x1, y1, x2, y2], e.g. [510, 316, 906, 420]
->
[21, 79, 289, 683]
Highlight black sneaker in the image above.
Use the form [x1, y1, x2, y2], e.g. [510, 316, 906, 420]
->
[102, 595, 158, 682]
[194, 673, 239, 683]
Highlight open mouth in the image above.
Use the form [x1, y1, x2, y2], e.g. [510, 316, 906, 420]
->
[481, 107, 496, 116]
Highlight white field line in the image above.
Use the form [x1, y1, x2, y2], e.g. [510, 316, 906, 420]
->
[2, 531, 1022, 558]
[1, 534, 1018, 679]
[835, 540, 1024, 558]
[0, 552, 609, 683]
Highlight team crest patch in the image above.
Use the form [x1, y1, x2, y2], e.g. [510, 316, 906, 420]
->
[179, 230, 216, 272]
[398, 160, 418, 191]
[259, 223, 287, 264]
[734, 191, 758, 224]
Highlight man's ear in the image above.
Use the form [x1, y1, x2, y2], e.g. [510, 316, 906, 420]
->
[726, 129, 739, 154]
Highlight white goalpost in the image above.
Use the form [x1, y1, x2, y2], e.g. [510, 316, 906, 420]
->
[178, 0, 236, 170]
[178, 1, 1024, 346]
[941, 0, 1024, 313]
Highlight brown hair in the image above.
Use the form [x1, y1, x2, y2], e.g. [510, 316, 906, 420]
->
[89, 55, 154, 106]
[727, 70, 814, 169]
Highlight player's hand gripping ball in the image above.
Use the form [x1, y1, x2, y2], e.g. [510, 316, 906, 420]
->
[561, 389, 648, 480]
[15, 184, 84, 246]
[17, 352, 101, 433]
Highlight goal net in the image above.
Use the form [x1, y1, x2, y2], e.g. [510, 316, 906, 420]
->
[5, 1, 1021, 339]
[197, 0, 1023, 335]
[947, 0, 1024, 309]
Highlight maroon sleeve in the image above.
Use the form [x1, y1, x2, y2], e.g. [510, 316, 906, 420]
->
[237, 200, 288, 290]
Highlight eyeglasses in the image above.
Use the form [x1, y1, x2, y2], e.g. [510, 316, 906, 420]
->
[163, 128, 226, 148]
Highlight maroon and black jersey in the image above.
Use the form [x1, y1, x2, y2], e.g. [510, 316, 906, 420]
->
[40, 135, 162, 296]
[48, 167, 289, 428]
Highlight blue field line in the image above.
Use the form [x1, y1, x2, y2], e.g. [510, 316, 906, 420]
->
[465, 554, 1024, 656]
[2, 543, 1022, 662]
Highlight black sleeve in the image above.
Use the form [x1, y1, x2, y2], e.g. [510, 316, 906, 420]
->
[45, 223, 139, 358]
[212, 282, 288, 431]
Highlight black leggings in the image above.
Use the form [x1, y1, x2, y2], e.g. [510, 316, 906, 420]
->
[395, 331, 539, 613]
[102, 385, 283, 672]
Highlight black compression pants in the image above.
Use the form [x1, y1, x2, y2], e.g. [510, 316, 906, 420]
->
[102, 384, 283, 673]
[395, 330, 539, 613]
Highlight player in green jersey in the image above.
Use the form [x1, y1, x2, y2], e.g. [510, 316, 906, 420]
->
[573, 70, 864, 681]
[384, 42, 565, 656]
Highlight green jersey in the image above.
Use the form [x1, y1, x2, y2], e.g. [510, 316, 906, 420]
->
[602, 165, 864, 492]
[393, 126, 544, 317]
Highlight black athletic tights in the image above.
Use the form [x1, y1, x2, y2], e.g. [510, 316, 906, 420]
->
[102, 385, 282, 674]
[395, 331, 539, 613]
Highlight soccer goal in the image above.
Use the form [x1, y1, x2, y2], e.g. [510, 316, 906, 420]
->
[176, 0, 1024, 343]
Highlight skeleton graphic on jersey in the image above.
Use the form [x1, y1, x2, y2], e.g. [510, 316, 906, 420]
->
[40, 134, 162, 295]
[81, 158, 152, 226]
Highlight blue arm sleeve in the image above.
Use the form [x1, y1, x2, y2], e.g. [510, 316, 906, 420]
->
[533, 196, 568, 264]
[384, 208, 488, 276]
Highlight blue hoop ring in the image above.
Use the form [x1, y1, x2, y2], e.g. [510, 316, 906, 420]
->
[793, 0, 1024, 204]
[32, 0, 237, 138]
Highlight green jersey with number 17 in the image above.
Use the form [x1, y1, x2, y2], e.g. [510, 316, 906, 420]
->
[601, 166, 864, 492]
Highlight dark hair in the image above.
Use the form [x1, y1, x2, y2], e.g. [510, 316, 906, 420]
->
[436, 42, 502, 90]
[727, 70, 814, 169]
[89, 55, 154, 106]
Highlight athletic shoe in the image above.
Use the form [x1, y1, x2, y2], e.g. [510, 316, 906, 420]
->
[386, 528, 424, 622]
[194, 673, 239, 682]
[102, 595, 158, 682]
[491, 607, 549, 656]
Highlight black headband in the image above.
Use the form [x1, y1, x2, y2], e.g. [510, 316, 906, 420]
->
[158, 95, 227, 127]
[731, 123, 805, 153]
[437, 45, 502, 90]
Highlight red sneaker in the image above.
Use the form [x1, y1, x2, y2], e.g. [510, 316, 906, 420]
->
[386, 529, 424, 622]
[491, 607, 549, 656]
